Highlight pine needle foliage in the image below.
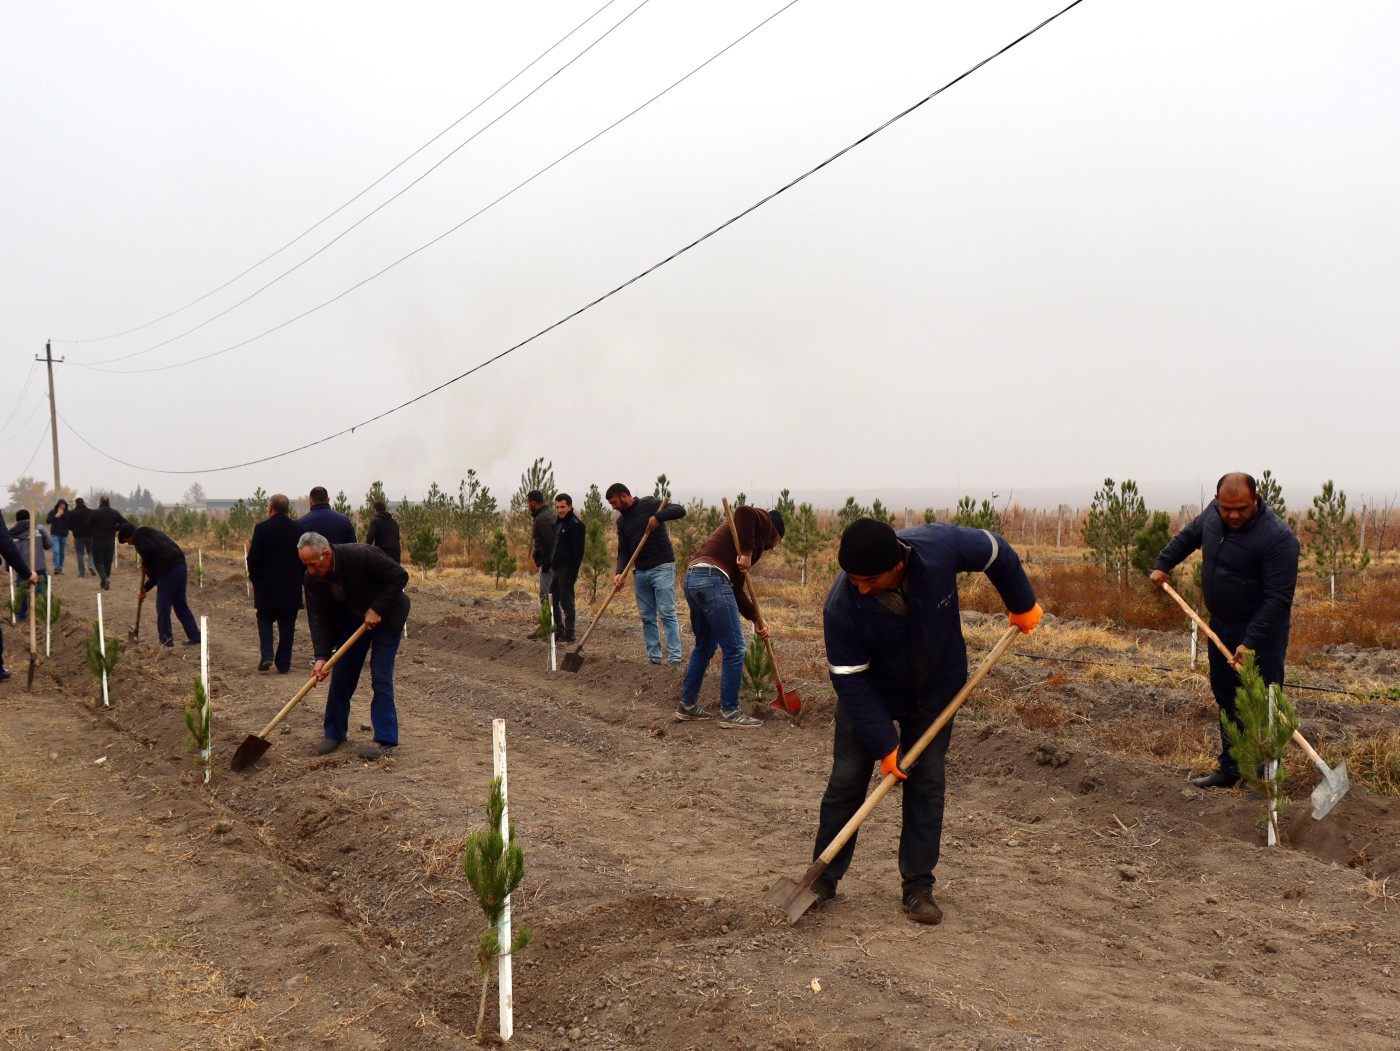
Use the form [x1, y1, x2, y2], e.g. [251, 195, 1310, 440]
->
[461, 776, 531, 1041]
[85, 621, 121, 698]
[484, 529, 517, 587]
[185, 673, 211, 757]
[535, 602, 554, 640]
[1222, 653, 1299, 832]
[742, 634, 774, 704]
[34, 586, 61, 624]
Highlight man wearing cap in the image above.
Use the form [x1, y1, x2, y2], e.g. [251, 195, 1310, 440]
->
[1150, 471, 1300, 789]
[120, 522, 202, 647]
[606, 482, 687, 666]
[675, 505, 784, 728]
[811, 517, 1042, 924]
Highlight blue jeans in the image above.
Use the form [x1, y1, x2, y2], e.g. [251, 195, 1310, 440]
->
[324, 622, 401, 746]
[52, 536, 67, 573]
[155, 562, 201, 645]
[256, 609, 298, 672]
[681, 566, 745, 712]
[634, 563, 682, 664]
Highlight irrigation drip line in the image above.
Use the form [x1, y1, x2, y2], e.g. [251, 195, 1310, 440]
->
[1010, 649, 1388, 702]
[61, 0, 1087, 473]
[57, 0, 630, 347]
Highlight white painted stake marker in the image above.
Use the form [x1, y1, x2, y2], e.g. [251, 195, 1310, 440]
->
[1266, 685, 1279, 847]
[1189, 621, 1198, 668]
[198, 548, 204, 589]
[493, 718, 515, 1042]
[45, 573, 52, 657]
[8, 569, 14, 624]
[243, 543, 250, 598]
[97, 593, 110, 708]
[200, 616, 211, 785]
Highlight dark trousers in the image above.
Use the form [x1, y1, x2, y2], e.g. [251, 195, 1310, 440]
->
[256, 608, 298, 672]
[814, 698, 954, 895]
[324, 620, 401, 745]
[1206, 618, 1288, 777]
[154, 563, 201, 645]
[92, 537, 116, 586]
[550, 569, 578, 640]
[15, 573, 46, 620]
[72, 536, 94, 576]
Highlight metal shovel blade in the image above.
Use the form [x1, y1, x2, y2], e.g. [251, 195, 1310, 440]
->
[229, 734, 271, 772]
[769, 683, 802, 715]
[763, 875, 820, 924]
[560, 649, 584, 673]
[1310, 761, 1349, 820]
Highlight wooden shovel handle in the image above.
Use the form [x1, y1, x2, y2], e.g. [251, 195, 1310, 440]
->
[1158, 580, 1324, 761]
[255, 622, 370, 738]
[816, 625, 1020, 866]
[571, 498, 668, 653]
[28, 509, 37, 654]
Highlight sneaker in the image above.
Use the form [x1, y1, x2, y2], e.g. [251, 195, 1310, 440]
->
[258, 659, 273, 672]
[717, 708, 762, 729]
[315, 738, 344, 756]
[360, 742, 396, 760]
[674, 701, 712, 721]
[902, 890, 943, 925]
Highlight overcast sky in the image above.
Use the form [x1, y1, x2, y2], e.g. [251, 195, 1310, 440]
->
[4, 1, 1397, 512]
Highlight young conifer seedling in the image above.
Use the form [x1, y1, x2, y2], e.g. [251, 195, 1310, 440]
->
[743, 634, 774, 706]
[185, 673, 212, 783]
[1223, 652, 1299, 844]
[84, 621, 121, 703]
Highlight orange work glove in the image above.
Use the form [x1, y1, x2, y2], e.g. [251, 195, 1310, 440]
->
[880, 748, 907, 781]
[1009, 602, 1044, 634]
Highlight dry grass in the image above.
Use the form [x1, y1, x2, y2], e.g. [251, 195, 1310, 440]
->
[1334, 730, 1400, 797]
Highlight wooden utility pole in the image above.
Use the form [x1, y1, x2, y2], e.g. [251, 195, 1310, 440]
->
[36, 340, 63, 494]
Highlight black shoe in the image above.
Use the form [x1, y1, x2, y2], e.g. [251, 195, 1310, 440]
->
[101, 581, 110, 590]
[184, 639, 201, 647]
[360, 742, 396, 761]
[0, 668, 11, 682]
[811, 878, 837, 907]
[258, 659, 273, 672]
[315, 738, 344, 756]
[902, 890, 944, 925]
[1189, 770, 1241, 789]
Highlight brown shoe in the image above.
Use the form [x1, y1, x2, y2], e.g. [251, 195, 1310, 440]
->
[902, 890, 943, 925]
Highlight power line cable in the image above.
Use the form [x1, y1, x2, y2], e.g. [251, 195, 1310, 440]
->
[71, 0, 799, 377]
[0, 362, 39, 433]
[55, 0, 628, 346]
[16, 419, 51, 479]
[0, 397, 47, 445]
[60, 0, 1088, 470]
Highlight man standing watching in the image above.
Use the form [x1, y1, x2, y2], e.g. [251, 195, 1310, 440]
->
[548, 494, 586, 644]
[247, 494, 304, 672]
[0, 516, 39, 681]
[364, 501, 401, 563]
[90, 496, 127, 590]
[45, 499, 70, 574]
[1151, 472, 1300, 789]
[6, 511, 50, 620]
[676, 505, 784, 728]
[528, 490, 556, 610]
[299, 531, 410, 761]
[812, 518, 1041, 924]
[299, 486, 356, 545]
[68, 497, 95, 577]
[119, 522, 201, 647]
[606, 483, 686, 666]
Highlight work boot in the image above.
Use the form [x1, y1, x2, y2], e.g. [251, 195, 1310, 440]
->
[811, 878, 837, 907]
[1190, 770, 1241, 789]
[360, 742, 396, 761]
[315, 738, 344, 755]
[902, 890, 944, 925]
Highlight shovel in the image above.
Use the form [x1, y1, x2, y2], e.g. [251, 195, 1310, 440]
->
[560, 499, 668, 673]
[129, 589, 145, 641]
[1157, 581, 1349, 819]
[722, 499, 801, 714]
[765, 625, 1019, 923]
[26, 514, 37, 691]
[230, 622, 369, 771]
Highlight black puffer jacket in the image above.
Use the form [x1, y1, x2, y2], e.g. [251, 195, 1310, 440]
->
[1154, 500, 1299, 649]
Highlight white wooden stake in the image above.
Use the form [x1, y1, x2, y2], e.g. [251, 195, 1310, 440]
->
[198, 548, 204, 589]
[8, 568, 14, 624]
[1330, 573, 1336, 604]
[243, 543, 250, 598]
[200, 617, 211, 784]
[45, 573, 52, 657]
[1266, 685, 1279, 847]
[97, 593, 110, 708]
[1189, 621, 1198, 668]
[549, 626, 556, 672]
[492, 718, 515, 1042]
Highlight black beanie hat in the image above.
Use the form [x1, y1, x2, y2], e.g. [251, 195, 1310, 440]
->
[767, 508, 785, 538]
[118, 523, 136, 541]
[838, 518, 903, 575]
[15, 508, 29, 522]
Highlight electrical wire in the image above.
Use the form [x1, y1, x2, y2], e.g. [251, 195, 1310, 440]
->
[60, 0, 1088, 471]
[0, 362, 39, 434]
[0, 398, 47, 445]
[16, 419, 51, 479]
[55, 0, 629, 346]
[70, 0, 800, 377]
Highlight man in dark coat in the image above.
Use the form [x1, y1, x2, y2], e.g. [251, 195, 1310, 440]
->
[119, 522, 201, 647]
[528, 489, 556, 608]
[364, 501, 401, 563]
[813, 518, 1041, 924]
[68, 497, 95, 578]
[299, 486, 356, 545]
[246, 493, 304, 672]
[1151, 471, 1300, 788]
[547, 493, 586, 643]
[89, 496, 127, 590]
[45, 499, 70, 574]
[606, 482, 686, 666]
[0, 512, 39, 680]
[300, 531, 410, 761]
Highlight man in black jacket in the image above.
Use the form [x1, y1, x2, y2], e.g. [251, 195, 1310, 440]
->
[119, 522, 201, 646]
[45, 499, 70, 574]
[606, 483, 686, 666]
[300, 532, 410, 761]
[1151, 472, 1300, 788]
[299, 486, 356, 545]
[90, 496, 127, 590]
[548, 493, 586, 643]
[364, 501, 401, 563]
[528, 490, 556, 608]
[68, 497, 95, 578]
[247, 494, 304, 672]
[0, 515, 39, 681]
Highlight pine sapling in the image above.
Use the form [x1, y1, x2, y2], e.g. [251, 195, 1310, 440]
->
[742, 634, 774, 705]
[185, 673, 212, 783]
[84, 620, 121, 702]
[35, 587, 60, 624]
[461, 776, 531, 1042]
[1222, 653, 1298, 843]
[535, 602, 554, 640]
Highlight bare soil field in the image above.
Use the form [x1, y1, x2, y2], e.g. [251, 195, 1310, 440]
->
[4, 554, 1398, 1050]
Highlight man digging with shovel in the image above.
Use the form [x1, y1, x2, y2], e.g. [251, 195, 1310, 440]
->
[808, 518, 1041, 924]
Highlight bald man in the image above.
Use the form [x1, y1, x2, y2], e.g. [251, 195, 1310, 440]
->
[1151, 472, 1300, 788]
